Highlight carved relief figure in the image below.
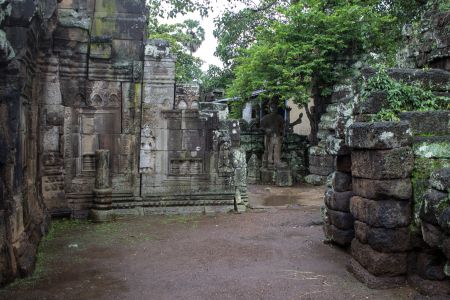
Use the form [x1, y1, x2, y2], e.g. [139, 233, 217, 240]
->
[139, 125, 156, 172]
[260, 103, 285, 168]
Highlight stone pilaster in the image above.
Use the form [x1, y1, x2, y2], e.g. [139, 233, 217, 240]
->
[90, 150, 113, 222]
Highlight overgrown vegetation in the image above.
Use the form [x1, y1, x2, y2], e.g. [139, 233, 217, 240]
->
[362, 67, 450, 121]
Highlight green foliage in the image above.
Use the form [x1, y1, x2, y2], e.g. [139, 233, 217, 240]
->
[227, 0, 398, 107]
[200, 64, 234, 97]
[149, 19, 205, 83]
[362, 67, 450, 121]
[214, 1, 290, 68]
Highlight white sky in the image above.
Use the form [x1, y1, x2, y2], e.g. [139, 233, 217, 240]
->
[160, 0, 247, 71]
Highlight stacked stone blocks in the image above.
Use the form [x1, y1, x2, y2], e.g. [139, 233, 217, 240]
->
[346, 121, 414, 288]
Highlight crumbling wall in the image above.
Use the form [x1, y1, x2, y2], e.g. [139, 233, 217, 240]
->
[0, 0, 57, 286]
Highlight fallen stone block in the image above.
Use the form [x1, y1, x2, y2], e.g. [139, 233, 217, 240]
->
[350, 196, 411, 228]
[351, 239, 408, 276]
[351, 147, 414, 179]
[352, 177, 412, 200]
[346, 121, 412, 150]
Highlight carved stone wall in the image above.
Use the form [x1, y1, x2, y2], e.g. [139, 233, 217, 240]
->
[0, 0, 56, 286]
[0, 0, 245, 286]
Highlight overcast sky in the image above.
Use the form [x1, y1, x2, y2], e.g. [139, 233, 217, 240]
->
[161, 0, 246, 71]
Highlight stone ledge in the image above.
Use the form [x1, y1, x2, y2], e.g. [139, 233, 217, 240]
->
[347, 121, 412, 150]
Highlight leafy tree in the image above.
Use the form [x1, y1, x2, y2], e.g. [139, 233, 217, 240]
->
[213, 0, 291, 68]
[227, 0, 399, 144]
[199, 64, 234, 99]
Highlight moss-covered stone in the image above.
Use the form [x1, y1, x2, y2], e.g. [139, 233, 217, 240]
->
[414, 142, 450, 159]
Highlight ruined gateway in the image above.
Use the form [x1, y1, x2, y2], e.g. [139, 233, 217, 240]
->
[0, 0, 246, 283]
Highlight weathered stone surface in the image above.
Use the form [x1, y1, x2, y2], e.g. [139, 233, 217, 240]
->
[399, 111, 449, 136]
[416, 252, 447, 281]
[335, 155, 351, 173]
[304, 174, 327, 186]
[355, 91, 389, 114]
[351, 239, 408, 276]
[414, 142, 450, 159]
[439, 207, 450, 235]
[309, 154, 335, 176]
[354, 221, 412, 253]
[408, 274, 450, 296]
[346, 122, 412, 150]
[347, 258, 406, 289]
[421, 222, 444, 249]
[326, 208, 354, 230]
[324, 189, 353, 212]
[350, 196, 411, 228]
[420, 189, 448, 225]
[430, 168, 450, 192]
[332, 171, 352, 192]
[352, 177, 412, 200]
[323, 224, 354, 246]
[351, 147, 414, 179]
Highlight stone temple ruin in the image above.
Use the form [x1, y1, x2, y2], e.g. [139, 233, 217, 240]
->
[0, 0, 450, 297]
[321, 8, 450, 295]
[0, 0, 246, 283]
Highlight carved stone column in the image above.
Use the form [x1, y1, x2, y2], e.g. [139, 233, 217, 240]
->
[90, 150, 113, 222]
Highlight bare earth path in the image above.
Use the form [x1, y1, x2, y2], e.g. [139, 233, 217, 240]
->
[1, 185, 418, 300]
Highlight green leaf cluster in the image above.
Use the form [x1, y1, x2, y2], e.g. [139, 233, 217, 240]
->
[362, 67, 450, 121]
[227, 0, 398, 107]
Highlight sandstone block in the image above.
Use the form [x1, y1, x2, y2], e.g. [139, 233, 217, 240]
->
[421, 221, 444, 248]
[324, 189, 353, 212]
[347, 258, 406, 289]
[352, 177, 412, 200]
[354, 221, 412, 253]
[351, 239, 408, 276]
[350, 196, 411, 228]
[430, 168, 450, 191]
[355, 91, 389, 114]
[416, 251, 447, 281]
[323, 224, 354, 246]
[351, 147, 414, 179]
[399, 111, 449, 136]
[332, 171, 352, 192]
[420, 189, 448, 225]
[346, 121, 412, 149]
[326, 208, 354, 230]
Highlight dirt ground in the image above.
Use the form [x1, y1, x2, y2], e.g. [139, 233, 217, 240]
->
[1, 184, 420, 300]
